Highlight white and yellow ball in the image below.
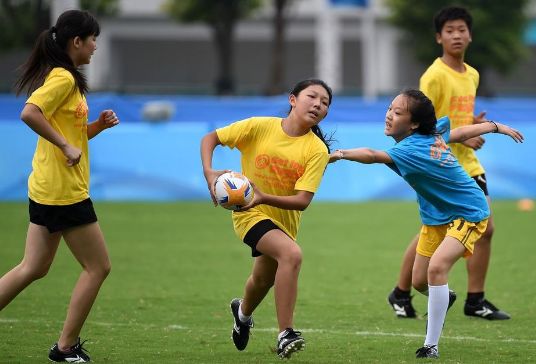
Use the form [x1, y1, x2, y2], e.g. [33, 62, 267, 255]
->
[214, 172, 254, 210]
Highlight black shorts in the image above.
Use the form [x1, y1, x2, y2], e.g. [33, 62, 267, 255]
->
[29, 198, 98, 233]
[472, 174, 489, 196]
[243, 219, 281, 257]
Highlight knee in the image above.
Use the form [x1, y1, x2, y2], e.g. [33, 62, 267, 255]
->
[102, 261, 111, 278]
[411, 267, 428, 293]
[412, 278, 427, 293]
[20, 261, 51, 281]
[88, 260, 111, 281]
[427, 262, 447, 283]
[281, 245, 302, 269]
[480, 221, 494, 242]
[100, 261, 112, 280]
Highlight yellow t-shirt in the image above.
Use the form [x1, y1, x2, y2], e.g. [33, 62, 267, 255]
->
[26, 67, 90, 205]
[420, 58, 485, 177]
[216, 117, 329, 241]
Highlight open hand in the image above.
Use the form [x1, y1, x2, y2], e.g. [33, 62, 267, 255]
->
[497, 123, 524, 143]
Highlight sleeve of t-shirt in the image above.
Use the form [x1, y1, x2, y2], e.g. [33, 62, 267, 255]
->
[385, 142, 415, 177]
[419, 72, 440, 107]
[26, 70, 75, 120]
[216, 117, 255, 150]
[295, 150, 329, 193]
[436, 116, 451, 143]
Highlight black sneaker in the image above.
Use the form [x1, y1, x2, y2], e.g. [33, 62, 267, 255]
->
[48, 338, 90, 362]
[277, 328, 305, 359]
[464, 298, 511, 320]
[230, 298, 254, 351]
[415, 344, 439, 359]
[387, 289, 416, 318]
[447, 289, 457, 311]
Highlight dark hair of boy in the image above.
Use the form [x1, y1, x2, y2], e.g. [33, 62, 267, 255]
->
[434, 6, 473, 34]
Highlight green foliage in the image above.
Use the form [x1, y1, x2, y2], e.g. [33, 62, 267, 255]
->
[164, 0, 262, 25]
[0, 0, 48, 51]
[386, 0, 529, 75]
[80, 0, 119, 16]
[0, 0, 118, 52]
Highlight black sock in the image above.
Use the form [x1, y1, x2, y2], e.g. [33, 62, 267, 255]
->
[394, 286, 411, 299]
[466, 291, 484, 304]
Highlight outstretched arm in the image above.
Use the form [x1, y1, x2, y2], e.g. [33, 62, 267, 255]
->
[329, 148, 393, 164]
[450, 120, 524, 144]
[459, 111, 487, 150]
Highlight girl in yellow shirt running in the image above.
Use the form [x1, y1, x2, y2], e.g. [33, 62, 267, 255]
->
[0, 10, 118, 362]
[201, 79, 332, 359]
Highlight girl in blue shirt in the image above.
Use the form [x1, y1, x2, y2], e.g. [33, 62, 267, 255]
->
[330, 89, 523, 359]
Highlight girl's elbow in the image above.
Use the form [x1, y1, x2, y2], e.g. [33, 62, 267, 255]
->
[20, 109, 30, 123]
[20, 105, 38, 124]
[298, 200, 312, 211]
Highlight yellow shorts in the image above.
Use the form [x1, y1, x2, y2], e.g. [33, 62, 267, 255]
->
[416, 218, 489, 258]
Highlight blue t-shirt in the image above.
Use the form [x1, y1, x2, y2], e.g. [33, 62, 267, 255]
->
[385, 117, 490, 225]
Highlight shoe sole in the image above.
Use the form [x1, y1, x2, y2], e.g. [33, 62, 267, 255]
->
[278, 338, 305, 359]
[464, 312, 511, 320]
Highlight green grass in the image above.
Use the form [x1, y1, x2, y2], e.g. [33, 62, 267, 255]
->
[0, 201, 535, 363]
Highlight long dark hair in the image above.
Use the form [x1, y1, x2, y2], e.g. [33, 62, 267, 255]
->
[15, 10, 100, 96]
[401, 89, 438, 135]
[289, 79, 334, 152]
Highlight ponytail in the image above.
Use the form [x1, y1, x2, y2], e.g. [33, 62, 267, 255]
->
[15, 10, 100, 96]
[311, 124, 334, 153]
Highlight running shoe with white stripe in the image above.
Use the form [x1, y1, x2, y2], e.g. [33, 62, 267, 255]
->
[276, 328, 305, 359]
[230, 298, 254, 350]
[48, 337, 90, 363]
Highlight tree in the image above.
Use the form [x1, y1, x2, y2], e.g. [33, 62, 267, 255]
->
[0, 0, 118, 52]
[80, 0, 119, 17]
[165, 0, 262, 95]
[265, 0, 289, 95]
[0, 0, 49, 51]
[386, 0, 529, 95]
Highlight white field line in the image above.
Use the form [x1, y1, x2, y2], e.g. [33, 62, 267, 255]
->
[2, 318, 535, 344]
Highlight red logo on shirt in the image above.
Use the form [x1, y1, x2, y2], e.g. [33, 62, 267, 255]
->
[255, 154, 271, 169]
[75, 101, 88, 119]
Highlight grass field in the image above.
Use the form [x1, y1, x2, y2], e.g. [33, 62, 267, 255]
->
[0, 200, 535, 363]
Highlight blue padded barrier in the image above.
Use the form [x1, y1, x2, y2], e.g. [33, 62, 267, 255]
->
[1, 94, 534, 201]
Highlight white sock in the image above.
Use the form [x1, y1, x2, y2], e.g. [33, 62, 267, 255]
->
[424, 284, 449, 347]
[238, 304, 251, 323]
